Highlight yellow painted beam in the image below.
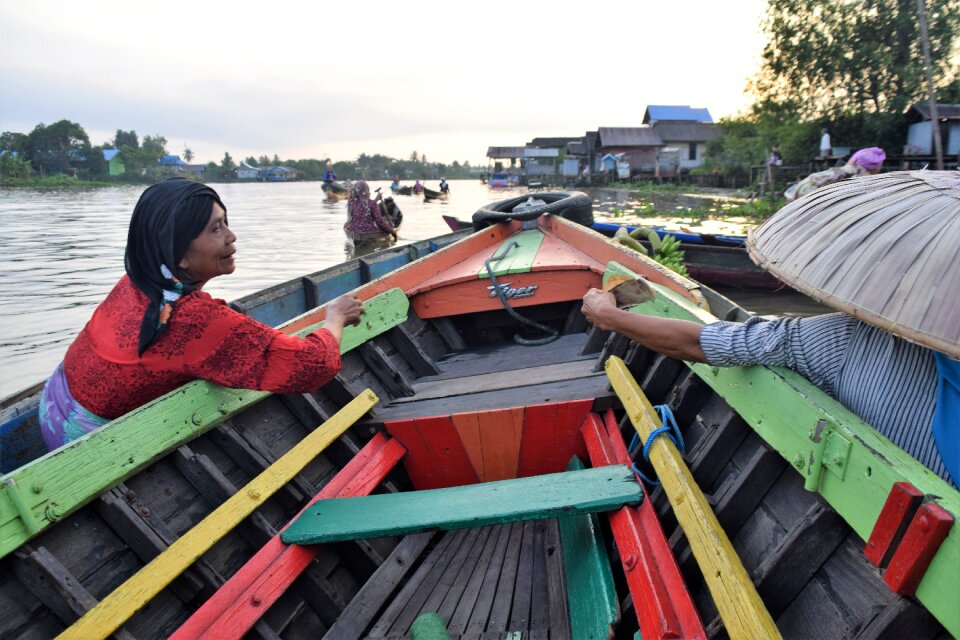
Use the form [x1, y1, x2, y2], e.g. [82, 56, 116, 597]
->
[57, 389, 379, 640]
[606, 357, 781, 640]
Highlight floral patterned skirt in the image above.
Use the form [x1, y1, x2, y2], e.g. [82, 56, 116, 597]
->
[39, 361, 109, 451]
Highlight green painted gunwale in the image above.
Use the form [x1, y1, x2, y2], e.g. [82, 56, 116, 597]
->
[0, 288, 410, 559]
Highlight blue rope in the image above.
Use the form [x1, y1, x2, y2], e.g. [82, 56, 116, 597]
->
[628, 405, 685, 487]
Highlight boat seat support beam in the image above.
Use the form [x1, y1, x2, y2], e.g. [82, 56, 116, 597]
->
[581, 410, 706, 639]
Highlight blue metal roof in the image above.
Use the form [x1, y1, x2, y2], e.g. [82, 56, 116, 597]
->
[103, 149, 120, 161]
[643, 105, 713, 123]
[159, 155, 185, 165]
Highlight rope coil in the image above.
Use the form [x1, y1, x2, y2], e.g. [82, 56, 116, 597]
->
[628, 404, 685, 486]
[483, 242, 559, 346]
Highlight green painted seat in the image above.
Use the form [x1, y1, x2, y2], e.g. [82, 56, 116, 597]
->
[281, 464, 642, 545]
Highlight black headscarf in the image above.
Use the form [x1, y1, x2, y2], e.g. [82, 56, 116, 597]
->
[124, 178, 227, 355]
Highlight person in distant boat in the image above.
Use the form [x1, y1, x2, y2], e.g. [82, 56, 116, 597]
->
[580, 287, 954, 487]
[768, 144, 783, 166]
[413, 179, 423, 194]
[323, 164, 337, 183]
[38, 178, 363, 451]
[345, 180, 397, 240]
[784, 147, 885, 201]
[390, 177, 400, 190]
[439, 177, 449, 194]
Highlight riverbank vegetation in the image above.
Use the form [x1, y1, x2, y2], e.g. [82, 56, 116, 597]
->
[697, 0, 959, 185]
[0, 124, 478, 188]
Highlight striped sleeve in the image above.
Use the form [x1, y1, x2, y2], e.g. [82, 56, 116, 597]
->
[700, 314, 951, 486]
[699, 313, 857, 396]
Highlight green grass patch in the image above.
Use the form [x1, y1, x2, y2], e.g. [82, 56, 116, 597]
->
[1, 176, 114, 189]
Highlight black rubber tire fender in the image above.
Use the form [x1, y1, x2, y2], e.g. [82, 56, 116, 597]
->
[471, 191, 594, 230]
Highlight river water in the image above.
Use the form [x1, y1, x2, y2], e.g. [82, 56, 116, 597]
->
[0, 180, 816, 399]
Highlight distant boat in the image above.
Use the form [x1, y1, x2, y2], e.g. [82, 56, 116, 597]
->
[390, 185, 413, 196]
[487, 172, 511, 188]
[345, 197, 404, 247]
[321, 181, 349, 201]
[590, 222, 746, 247]
[423, 186, 449, 201]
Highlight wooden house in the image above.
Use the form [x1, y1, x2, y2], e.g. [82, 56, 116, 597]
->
[595, 127, 664, 174]
[643, 105, 719, 170]
[649, 122, 720, 170]
[261, 166, 298, 181]
[102, 148, 125, 176]
[904, 103, 960, 157]
[235, 162, 260, 180]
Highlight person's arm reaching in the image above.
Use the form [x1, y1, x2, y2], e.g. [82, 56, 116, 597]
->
[183, 294, 364, 394]
[581, 288, 706, 362]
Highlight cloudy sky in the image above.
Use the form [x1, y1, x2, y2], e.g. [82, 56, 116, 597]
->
[1, 0, 767, 165]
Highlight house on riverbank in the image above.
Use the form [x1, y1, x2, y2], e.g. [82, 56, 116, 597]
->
[484, 104, 721, 184]
[643, 105, 719, 171]
[102, 149, 125, 176]
[904, 102, 960, 157]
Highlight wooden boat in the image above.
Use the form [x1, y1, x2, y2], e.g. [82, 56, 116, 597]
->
[423, 186, 449, 201]
[443, 215, 782, 290]
[1, 211, 956, 639]
[321, 181, 350, 201]
[591, 221, 745, 247]
[590, 222, 781, 290]
[391, 185, 414, 196]
[345, 197, 404, 248]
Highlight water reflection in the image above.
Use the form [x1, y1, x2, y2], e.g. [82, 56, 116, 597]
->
[346, 236, 398, 258]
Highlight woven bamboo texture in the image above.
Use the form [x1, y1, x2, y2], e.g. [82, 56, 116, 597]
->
[747, 170, 960, 358]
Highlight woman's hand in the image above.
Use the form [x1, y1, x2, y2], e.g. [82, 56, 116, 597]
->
[581, 288, 617, 330]
[328, 295, 363, 327]
[323, 295, 363, 344]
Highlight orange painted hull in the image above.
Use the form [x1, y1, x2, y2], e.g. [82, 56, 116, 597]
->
[283, 216, 704, 333]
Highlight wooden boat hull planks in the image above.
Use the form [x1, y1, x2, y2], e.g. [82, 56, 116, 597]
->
[0, 215, 955, 639]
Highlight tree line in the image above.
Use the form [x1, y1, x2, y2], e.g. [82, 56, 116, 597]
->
[0, 123, 479, 183]
[699, 0, 959, 181]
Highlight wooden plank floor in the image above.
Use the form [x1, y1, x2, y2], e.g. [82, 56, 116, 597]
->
[350, 519, 570, 639]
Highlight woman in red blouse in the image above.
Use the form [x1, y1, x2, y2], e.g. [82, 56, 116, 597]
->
[38, 178, 363, 450]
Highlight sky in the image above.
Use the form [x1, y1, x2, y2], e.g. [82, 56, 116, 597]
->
[0, 0, 768, 166]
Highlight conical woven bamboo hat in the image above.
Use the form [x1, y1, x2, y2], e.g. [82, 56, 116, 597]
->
[747, 170, 960, 358]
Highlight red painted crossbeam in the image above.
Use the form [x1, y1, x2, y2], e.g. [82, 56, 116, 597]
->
[580, 410, 706, 639]
[170, 432, 407, 640]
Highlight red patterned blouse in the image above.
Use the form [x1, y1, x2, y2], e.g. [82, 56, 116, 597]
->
[63, 275, 341, 419]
